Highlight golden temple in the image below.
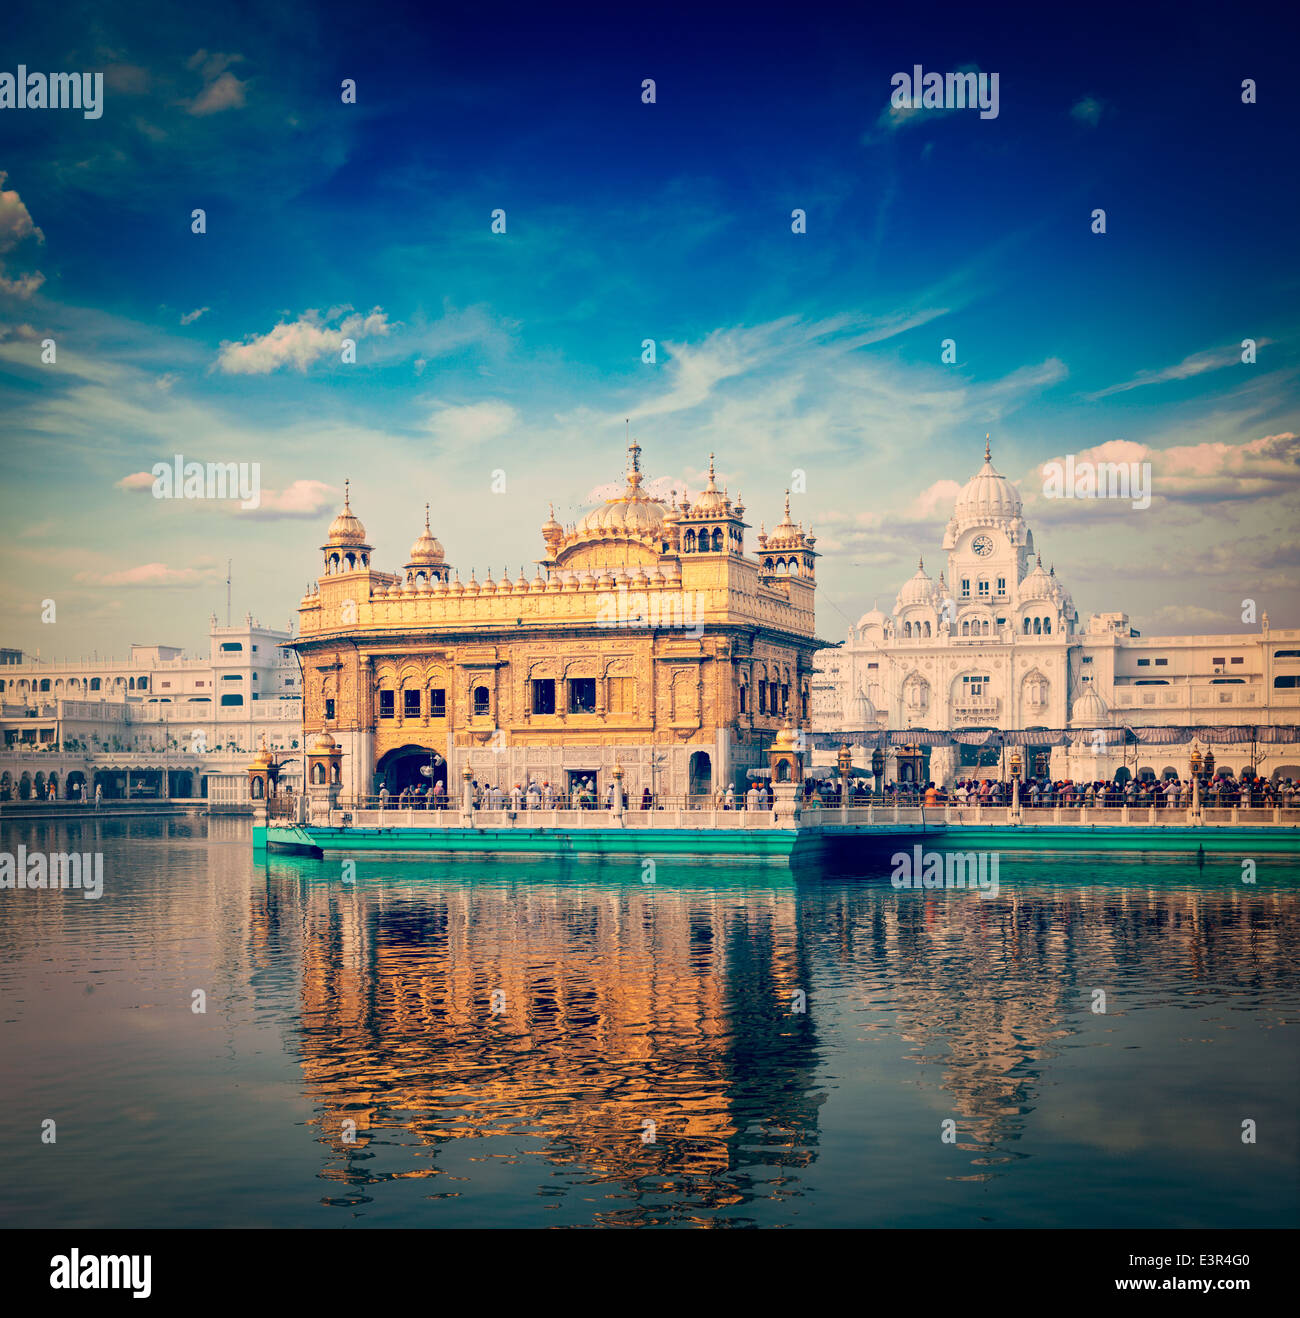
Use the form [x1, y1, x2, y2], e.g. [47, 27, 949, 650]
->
[290, 440, 829, 802]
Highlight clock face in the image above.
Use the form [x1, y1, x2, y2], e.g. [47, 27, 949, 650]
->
[972, 534, 994, 557]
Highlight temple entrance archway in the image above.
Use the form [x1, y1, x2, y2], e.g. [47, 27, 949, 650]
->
[377, 745, 447, 796]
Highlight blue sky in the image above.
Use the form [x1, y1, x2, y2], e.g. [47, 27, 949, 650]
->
[1, 0, 1297, 659]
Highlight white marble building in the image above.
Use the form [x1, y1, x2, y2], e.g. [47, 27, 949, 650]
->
[812, 442, 1300, 785]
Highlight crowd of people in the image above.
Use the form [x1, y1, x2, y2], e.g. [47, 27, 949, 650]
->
[370, 770, 1300, 813]
[798, 772, 1300, 810]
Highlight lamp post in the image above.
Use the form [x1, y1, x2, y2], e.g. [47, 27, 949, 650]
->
[460, 762, 474, 826]
[650, 749, 666, 808]
[1189, 744, 1203, 822]
[837, 743, 851, 821]
[871, 746, 884, 801]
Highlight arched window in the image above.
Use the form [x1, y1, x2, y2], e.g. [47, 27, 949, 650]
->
[961, 620, 970, 636]
[1044, 617, 1052, 634]
[712, 528, 723, 551]
[1023, 617, 1031, 635]
[90, 678, 101, 691]
[1033, 618, 1041, 635]
[923, 621, 931, 637]
[311, 763, 326, 784]
[684, 530, 696, 552]
[903, 621, 912, 638]
[473, 685, 490, 717]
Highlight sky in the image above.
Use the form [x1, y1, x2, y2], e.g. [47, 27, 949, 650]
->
[1, 0, 1298, 661]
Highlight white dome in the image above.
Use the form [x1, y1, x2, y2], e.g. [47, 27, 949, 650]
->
[850, 689, 876, 727]
[856, 602, 888, 632]
[1019, 556, 1055, 603]
[896, 559, 939, 609]
[953, 443, 1022, 523]
[1071, 685, 1109, 726]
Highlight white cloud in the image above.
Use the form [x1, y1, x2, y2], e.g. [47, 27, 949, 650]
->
[1028, 433, 1300, 508]
[116, 471, 156, 492]
[217, 307, 390, 374]
[0, 172, 44, 252]
[0, 171, 45, 300]
[239, 479, 337, 519]
[180, 306, 209, 325]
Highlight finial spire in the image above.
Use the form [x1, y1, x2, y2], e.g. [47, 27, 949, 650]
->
[984, 434, 992, 462]
[784, 489, 791, 518]
[424, 502, 431, 531]
[708, 452, 716, 484]
[343, 479, 350, 510]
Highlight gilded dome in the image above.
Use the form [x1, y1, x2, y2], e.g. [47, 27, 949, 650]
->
[765, 491, 802, 549]
[690, 453, 728, 515]
[953, 438, 1022, 523]
[311, 731, 337, 752]
[573, 439, 668, 538]
[407, 505, 445, 565]
[325, 481, 369, 545]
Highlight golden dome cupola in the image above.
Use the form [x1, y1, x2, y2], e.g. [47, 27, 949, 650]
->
[757, 490, 817, 580]
[321, 480, 373, 574]
[677, 452, 748, 557]
[404, 504, 452, 586]
[549, 436, 672, 571]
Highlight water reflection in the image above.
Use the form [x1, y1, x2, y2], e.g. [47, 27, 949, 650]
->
[0, 820, 1295, 1228]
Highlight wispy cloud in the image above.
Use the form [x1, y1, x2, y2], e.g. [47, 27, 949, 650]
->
[1087, 342, 1266, 399]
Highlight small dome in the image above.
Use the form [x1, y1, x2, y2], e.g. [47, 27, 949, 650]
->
[856, 601, 888, 632]
[325, 481, 368, 545]
[766, 491, 801, 547]
[1071, 685, 1109, 727]
[407, 505, 446, 565]
[1019, 554, 1055, 603]
[897, 558, 939, 609]
[953, 438, 1022, 524]
[850, 689, 876, 727]
[690, 454, 728, 515]
[311, 732, 337, 752]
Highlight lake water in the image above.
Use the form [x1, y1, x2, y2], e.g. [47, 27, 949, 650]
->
[1, 816, 1297, 1229]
